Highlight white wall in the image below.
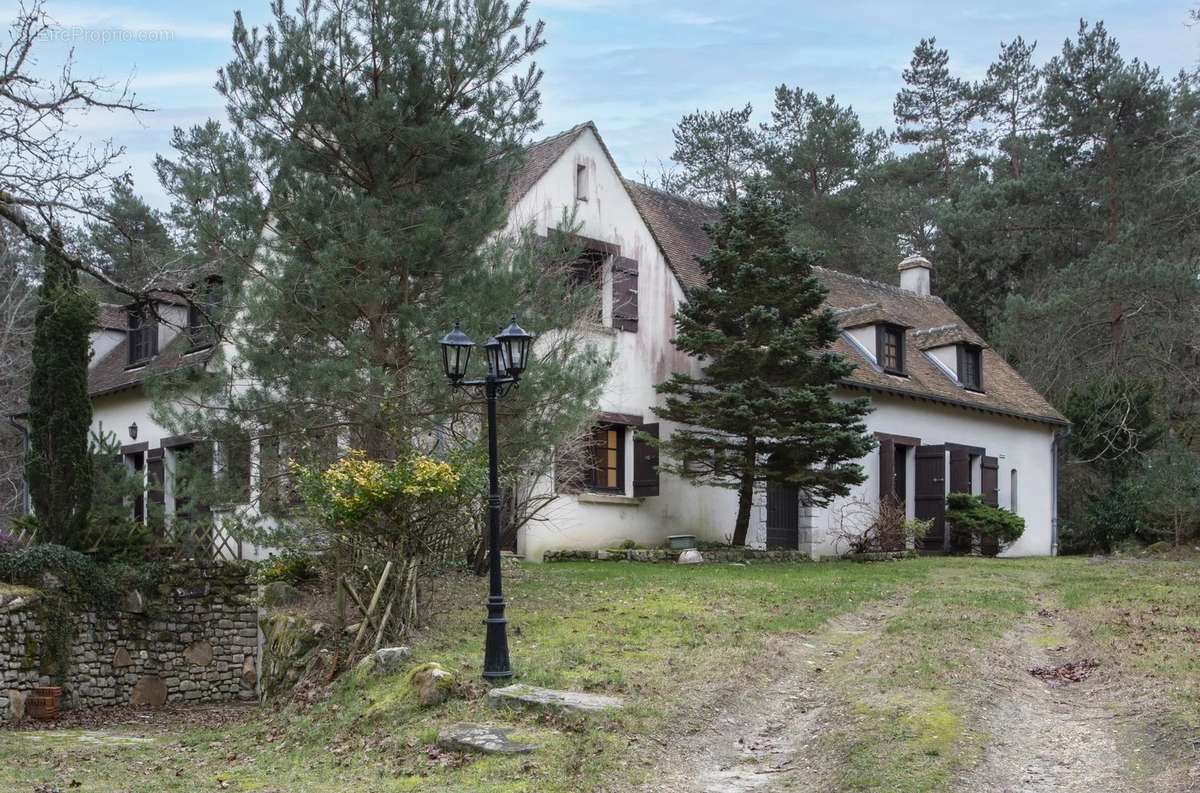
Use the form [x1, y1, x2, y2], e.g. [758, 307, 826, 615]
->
[793, 394, 1057, 558]
[505, 128, 1059, 561]
[506, 128, 743, 559]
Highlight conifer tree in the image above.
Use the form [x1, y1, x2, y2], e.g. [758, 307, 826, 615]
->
[893, 37, 978, 181]
[653, 183, 874, 546]
[26, 237, 97, 546]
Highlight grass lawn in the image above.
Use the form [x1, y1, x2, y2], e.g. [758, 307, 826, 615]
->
[2, 556, 1197, 792]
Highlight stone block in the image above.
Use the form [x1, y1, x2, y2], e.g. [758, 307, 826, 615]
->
[488, 684, 623, 715]
[437, 723, 541, 755]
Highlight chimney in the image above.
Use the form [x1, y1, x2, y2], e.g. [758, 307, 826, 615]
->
[898, 254, 932, 296]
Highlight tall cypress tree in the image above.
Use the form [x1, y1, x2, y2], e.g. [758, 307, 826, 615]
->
[654, 183, 875, 546]
[26, 237, 97, 546]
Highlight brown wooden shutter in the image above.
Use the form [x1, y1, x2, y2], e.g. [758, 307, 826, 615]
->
[612, 256, 639, 332]
[949, 447, 971, 494]
[981, 456, 999, 506]
[633, 423, 660, 497]
[914, 445, 946, 552]
[878, 436, 896, 502]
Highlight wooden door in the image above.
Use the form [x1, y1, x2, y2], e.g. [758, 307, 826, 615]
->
[980, 456, 1000, 555]
[765, 480, 800, 550]
[915, 445, 946, 552]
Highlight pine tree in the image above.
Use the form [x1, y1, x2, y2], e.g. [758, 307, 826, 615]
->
[84, 182, 176, 296]
[979, 36, 1042, 178]
[758, 85, 892, 279]
[893, 37, 978, 181]
[669, 104, 760, 204]
[26, 236, 97, 546]
[653, 183, 875, 545]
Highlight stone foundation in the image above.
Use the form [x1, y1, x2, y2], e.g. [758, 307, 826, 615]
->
[0, 562, 260, 721]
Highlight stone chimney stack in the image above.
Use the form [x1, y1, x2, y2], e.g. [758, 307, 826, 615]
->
[898, 254, 932, 296]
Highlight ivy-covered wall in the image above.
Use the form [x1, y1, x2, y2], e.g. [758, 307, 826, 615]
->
[0, 562, 260, 720]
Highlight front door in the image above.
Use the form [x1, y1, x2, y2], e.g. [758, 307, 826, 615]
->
[765, 480, 800, 549]
[915, 445, 947, 552]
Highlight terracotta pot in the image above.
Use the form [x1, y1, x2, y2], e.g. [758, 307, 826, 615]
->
[27, 685, 62, 721]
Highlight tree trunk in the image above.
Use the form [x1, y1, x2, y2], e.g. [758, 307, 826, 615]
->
[731, 438, 756, 546]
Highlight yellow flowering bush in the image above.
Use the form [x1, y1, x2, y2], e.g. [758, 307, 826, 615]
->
[293, 450, 476, 541]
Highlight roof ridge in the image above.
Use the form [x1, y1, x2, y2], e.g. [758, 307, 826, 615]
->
[914, 322, 961, 335]
[814, 265, 946, 305]
[525, 120, 594, 150]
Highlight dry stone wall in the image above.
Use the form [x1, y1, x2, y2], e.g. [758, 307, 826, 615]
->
[0, 562, 259, 721]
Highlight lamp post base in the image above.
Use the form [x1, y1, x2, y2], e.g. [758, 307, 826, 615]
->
[482, 595, 512, 680]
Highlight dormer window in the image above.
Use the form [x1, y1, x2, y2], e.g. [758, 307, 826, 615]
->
[127, 308, 157, 366]
[876, 324, 906, 375]
[958, 344, 983, 391]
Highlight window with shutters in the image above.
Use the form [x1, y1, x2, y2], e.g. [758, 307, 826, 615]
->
[569, 249, 606, 324]
[876, 324, 905, 375]
[958, 344, 983, 391]
[587, 424, 625, 493]
[127, 307, 158, 366]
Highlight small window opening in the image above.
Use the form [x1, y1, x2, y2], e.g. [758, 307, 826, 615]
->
[575, 163, 588, 202]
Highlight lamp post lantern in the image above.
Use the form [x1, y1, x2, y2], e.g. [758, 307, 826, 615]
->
[439, 317, 534, 681]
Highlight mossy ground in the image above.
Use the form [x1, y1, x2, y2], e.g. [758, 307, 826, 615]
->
[0, 556, 1196, 792]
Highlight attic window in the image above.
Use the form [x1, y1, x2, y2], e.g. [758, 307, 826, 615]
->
[958, 344, 983, 391]
[127, 308, 158, 366]
[575, 163, 588, 202]
[876, 324, 906, 375]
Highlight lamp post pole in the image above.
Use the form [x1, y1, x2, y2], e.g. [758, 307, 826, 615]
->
[440, 317, 532, 683]
[482, 372, 511, 680]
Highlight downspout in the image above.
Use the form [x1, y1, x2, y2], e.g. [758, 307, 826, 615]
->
[1051, 425, 1071, 556]
[7, 414, 30, 516]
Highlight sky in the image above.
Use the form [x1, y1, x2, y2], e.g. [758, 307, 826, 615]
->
[8, 0, 1199, 208]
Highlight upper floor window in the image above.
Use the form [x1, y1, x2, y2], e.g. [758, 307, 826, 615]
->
[127, 308, 157, 366]
[187, 279, 222, 350]
[876, 324, 905, 375]
[575, 163, 588, 202]
[958, 344, 982, 391]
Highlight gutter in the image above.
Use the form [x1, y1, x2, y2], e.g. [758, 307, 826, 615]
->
[7, 414, 30, 516]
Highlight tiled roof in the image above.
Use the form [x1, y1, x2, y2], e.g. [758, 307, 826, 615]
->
[505, 122, 594, 211]
[506, 122, 1064, 425]
[623, 181, 716, 292]
[89, 332, 215, 399]
[832, 303, 912, 330]
[816, 268, 1064, 425]
[622, 180, 1065, 426]
[913, 323, 988, 350]
[96, 304, 127, 331]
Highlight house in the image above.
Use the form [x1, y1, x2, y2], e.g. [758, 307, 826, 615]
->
[504, 122, 1067, 559]
[81, 294, 272, 561]
[17, 121, 1065, 562]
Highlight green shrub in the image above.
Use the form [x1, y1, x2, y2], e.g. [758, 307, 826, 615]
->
[0, 543, 118, 608]
[945, 492, 1025, 551]
[255, 551, 319, 587]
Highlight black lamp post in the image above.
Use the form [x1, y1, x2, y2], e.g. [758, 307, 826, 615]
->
[439, 316, 534, 681]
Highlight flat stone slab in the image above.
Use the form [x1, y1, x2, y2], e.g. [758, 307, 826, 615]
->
[488, 684, 623, 715]
[436, 722, 540, 754]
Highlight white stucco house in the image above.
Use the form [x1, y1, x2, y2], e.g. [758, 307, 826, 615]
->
[16, 121, 1066, 561]
[503, 122, 1067, 560]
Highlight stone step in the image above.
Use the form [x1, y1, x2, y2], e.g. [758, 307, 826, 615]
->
[487, 684, 623, 715]
[437, 722, 541, 754]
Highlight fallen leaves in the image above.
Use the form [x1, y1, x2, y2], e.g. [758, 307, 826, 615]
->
[1028, 658, 1100, 684]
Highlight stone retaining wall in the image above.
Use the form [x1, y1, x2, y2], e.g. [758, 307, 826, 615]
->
[0, 562, 259, 721]
[542, 548, 816, 563]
